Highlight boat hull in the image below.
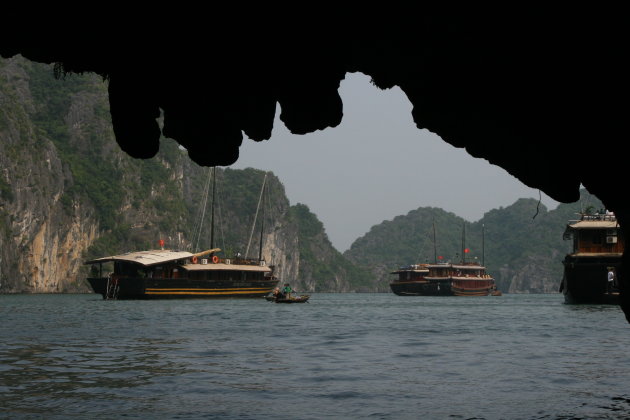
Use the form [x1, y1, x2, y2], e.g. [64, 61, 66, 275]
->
[88, 277, 277, 299]
[450, 285, 495, 296]
[393, 276, 496, 297]
[561, 255, 621, 304]
[389, 280, 453, 296]
[450, 278, 495, 296]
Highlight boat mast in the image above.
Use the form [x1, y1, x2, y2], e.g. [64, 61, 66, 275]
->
[433, 219, 437, 263]
[245, 172, 268, 259]
[210, 166, 216, 250]
[193, 167, 212, 253]
[258, 176, 266, 262]
[482, 223, 485, 266]
[461, 223, 466, 264]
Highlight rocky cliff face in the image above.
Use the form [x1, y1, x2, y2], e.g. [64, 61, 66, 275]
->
[501, 252, 564, 294]
[0, 57, 100, 292]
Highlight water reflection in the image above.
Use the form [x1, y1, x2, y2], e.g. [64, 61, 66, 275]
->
[564, 303, 623, 313]
[0, 337, 190, 410]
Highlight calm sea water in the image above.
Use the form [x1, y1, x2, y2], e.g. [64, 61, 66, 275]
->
[1, 293, 630, 419]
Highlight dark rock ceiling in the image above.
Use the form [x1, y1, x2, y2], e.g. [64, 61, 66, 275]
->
[2, 10, 628, 320]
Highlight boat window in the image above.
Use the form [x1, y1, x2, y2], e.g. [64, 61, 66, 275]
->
[115, 261, 144, 277]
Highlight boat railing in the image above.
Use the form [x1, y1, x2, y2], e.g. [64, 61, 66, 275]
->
[580, 212, 616, 222]
[227, 257, 268, 266]
[397, 264, 430, 270]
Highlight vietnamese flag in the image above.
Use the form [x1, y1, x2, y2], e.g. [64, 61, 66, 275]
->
[464, 248, 470, 253]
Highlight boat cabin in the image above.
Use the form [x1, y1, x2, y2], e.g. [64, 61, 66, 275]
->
[184, 260, 272, 281]
[86, 249, 273, 281]
[426, 263, 489, 278]
[563, 212, 624, 255]
[391, 264, 429, 282]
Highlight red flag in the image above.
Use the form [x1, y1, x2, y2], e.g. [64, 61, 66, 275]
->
[159, 239, 165, 248]
[438, 255, 443, 260]
[464, 248, 470, 253]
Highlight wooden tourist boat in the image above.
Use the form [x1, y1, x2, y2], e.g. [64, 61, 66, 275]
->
[86, 248, 278, 299]
[85, 168, 279, 300]
[560, 211, 623, 304]
[424, 262, 496, 296]
[390, 221, 497, 296]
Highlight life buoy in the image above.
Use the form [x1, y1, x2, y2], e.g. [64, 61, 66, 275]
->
[212, 255, 219, 264]
[191, 256, 198, 264]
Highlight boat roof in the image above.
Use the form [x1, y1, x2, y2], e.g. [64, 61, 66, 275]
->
[183, 263, 271, 272]
[391, 264, 430, 274]
[85, 249, 193, 266]
[391, 268, 429, 274]
[569, 252, 623, 258]
[566, 220, 620, 229]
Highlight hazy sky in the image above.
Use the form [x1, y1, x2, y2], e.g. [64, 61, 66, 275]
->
[231, 72, 558, 252]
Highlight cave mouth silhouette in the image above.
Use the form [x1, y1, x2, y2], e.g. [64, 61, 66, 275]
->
[2, 11, 628, 321]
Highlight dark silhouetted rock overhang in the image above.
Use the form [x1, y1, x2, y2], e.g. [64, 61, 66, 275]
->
[2, 9, 628, 320]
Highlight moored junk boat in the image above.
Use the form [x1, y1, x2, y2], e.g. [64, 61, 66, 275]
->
[560, 210, 623, 304]
[424, 262, 497, 296]
[86, 248, 278, 299]
[390, 221, 497, 296]
[86, 167, 280, 300]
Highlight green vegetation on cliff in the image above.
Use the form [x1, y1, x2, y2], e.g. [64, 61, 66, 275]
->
[27, 60, 124, 231]
[290, 203, 375, 291]
[24, 59, 191, 254]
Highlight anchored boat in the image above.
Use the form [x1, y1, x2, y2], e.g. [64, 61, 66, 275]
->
[86, 248, 277, 299]
[85, 168, 279, 299]
[560, 211, 623, 304]
[390, 221, 497, 296]
[423, 261, 496, 296]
